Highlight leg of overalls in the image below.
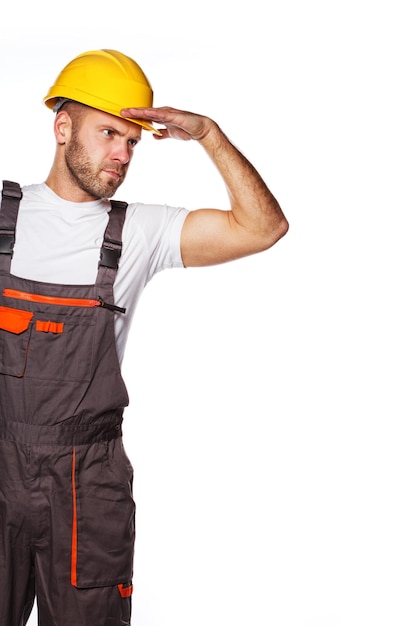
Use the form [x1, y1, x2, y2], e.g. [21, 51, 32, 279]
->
[0, 439, 135, 626]
[28, 441, 133, 626]
[0, 440, 36, 626]
[0, 440, 133, 626]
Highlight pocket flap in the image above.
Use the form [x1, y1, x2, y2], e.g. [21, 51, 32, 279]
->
[0, 306, 34, 334]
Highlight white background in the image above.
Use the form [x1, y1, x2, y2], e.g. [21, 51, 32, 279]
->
[1, 1, 417, 624]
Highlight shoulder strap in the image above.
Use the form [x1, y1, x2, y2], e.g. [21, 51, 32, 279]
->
[0, 180, 22, 272]
[96, 199, 128, 287]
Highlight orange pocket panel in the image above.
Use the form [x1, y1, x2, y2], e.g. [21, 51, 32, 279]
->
[0, 306, 33, 334]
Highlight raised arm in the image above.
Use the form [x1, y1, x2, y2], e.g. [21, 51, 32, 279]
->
[121, 106, 289, 267]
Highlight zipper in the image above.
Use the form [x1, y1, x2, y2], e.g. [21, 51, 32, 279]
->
[3, 289, 126, 314]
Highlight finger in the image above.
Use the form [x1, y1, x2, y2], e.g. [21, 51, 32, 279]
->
[120, 107, 156, 120]
[152, 129, 169, 140]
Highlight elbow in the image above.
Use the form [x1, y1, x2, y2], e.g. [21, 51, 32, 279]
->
[261, 196, 289, 250]
[263, 214, 289, 251]
[275, 215, 290, 242]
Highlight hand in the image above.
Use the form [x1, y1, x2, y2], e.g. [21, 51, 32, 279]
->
[120, 106, 214, 141]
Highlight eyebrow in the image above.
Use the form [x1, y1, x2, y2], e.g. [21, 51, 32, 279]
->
[99, 124, 142, 142]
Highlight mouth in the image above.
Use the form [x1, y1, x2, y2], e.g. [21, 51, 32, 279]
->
[103, 169, 122, 180]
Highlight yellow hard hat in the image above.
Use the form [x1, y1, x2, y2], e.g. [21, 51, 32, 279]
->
[43, 49, 157, 133]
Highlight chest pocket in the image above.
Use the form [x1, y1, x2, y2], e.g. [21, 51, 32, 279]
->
[0, 292, 100, 383]
[0, 306, 34, 376]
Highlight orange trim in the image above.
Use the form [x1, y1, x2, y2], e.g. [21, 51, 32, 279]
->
[3, 288, 100, 308]
[71, 447, 78, 587]
[118, 583, 133, 598]
[36, 320, 64, 333]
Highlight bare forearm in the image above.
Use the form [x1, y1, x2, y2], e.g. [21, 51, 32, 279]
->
[199, 119, 289, 250]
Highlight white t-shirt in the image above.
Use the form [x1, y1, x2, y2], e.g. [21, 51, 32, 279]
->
[9, 183, 189, 363]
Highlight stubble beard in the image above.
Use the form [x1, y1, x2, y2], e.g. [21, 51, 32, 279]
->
[65, 133, 125, 199]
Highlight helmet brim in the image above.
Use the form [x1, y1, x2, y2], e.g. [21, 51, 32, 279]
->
[44, 95, 161, 135]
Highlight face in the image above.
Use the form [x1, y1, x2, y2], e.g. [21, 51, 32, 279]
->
[64, 107, 142, 199]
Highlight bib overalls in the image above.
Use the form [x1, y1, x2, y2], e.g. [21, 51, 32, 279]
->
[0, 181, 135, 625]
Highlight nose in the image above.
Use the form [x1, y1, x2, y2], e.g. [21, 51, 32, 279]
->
[112, 140, 131, 165]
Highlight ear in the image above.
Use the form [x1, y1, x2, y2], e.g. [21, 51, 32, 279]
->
[54, 110, 72, 145]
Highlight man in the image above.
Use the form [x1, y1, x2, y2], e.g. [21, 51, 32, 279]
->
[0, 49, 288, 625]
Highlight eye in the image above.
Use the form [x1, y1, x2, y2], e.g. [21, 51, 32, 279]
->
[103, 129, 115, 137]
[128, 138, 138, 148]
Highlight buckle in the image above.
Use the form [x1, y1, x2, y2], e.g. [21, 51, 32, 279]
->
[0, 230, 15, 255]
[99, 238, 122, 269]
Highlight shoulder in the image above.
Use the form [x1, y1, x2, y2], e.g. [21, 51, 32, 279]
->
[21, 182, 51, 199]
[124, 201, 189, 237]
[121, 202, 188, 268]
[125, 201, 188, 222]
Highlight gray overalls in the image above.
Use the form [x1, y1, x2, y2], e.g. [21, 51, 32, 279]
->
[0, 181, 135, 625]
